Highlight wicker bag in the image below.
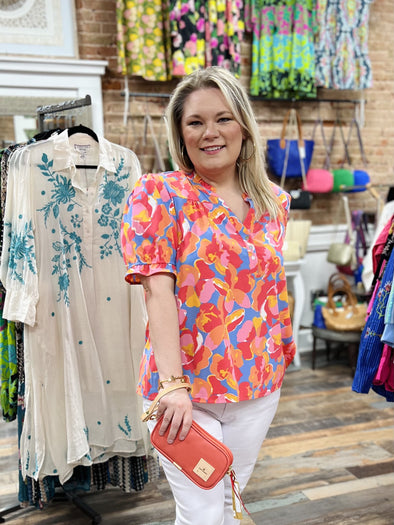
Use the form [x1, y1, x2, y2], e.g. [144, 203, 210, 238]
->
[321, 273, 367, 331]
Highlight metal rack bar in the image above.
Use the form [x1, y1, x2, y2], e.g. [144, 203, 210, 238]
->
[125, 92, 171, 99]
[36, 95, 92, 132]
[36, 95, 92, 115]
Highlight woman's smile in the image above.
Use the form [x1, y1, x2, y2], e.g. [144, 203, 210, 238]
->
[181, 87, 244, 184]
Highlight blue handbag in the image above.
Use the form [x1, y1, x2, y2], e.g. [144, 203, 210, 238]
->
[267, 109, 314, 178]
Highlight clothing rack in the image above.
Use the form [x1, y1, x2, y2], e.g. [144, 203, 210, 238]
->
[0, 489, 101, 524]
[36, 95, 92, 132]
[2, 93, 102, 524]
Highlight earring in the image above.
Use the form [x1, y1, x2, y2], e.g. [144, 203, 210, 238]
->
[181, 144, 189, 167]
[238, 141, 256, 163]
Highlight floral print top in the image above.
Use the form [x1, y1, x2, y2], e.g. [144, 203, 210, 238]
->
[121, 170, 296, 403]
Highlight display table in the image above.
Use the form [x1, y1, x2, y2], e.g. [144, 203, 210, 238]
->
[284, 259, 306, 368]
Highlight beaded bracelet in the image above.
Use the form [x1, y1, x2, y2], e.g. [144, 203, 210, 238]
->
[159, 375, 190, 390]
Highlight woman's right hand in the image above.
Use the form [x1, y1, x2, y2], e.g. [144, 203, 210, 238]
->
[155, 387, 193, 444]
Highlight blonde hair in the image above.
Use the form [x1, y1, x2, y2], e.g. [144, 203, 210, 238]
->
[165, 66, 282, 220]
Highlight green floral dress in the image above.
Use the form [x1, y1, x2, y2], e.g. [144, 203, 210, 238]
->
[246, 0, 316, 98]
[0, 289, 17, 421]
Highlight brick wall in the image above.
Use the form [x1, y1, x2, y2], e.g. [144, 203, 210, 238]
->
[75, 0, 394, 225]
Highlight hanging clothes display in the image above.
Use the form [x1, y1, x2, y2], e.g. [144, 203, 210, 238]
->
[245, 0, 316, 99]
[116, 0, 245, 80]
[170, 0, 245, 77]
[1, 142, 32, 424]
[314, 0, 374, 89]
[0, 129, 151, 484]
[116, 0, 172, 81]
[0, 288, 17, 421]
[352, 220, 394, 402]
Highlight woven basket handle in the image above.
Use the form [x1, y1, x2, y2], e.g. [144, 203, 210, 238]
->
[326, 274, 358, 310]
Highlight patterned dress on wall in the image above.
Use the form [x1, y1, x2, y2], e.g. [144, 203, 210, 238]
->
[245, 0, 316, 99]
[170, 0, 245, 77]
[314, 0, 374, 89]
[116, 0, 172, 81]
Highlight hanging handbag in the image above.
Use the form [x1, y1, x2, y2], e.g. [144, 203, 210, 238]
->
[321, 273, 367, 332]
[303, 118, 334, 193]
[289, 188, 312, 210]
[332, 117, 370, 193]
[275, 109, 312, 209]
[344, 118, 370, 193]
[284, 219, 312, 260]
[327, 195, 357, 269]
[267, 109, 314, 178]
[327, 242, 354, 267]
[141, 383, 250, 520]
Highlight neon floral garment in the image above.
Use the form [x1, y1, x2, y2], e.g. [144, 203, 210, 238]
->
[121, 170, 296, 403]
[245, 0, 316, 99]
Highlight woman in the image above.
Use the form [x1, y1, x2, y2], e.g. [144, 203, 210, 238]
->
[121, 66, 295, 524]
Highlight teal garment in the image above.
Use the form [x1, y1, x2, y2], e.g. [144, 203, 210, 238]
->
[246, 0, 317, 99]
[0, 288, 17, 421]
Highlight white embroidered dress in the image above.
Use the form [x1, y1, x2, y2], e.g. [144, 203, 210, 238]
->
[0, 130, 149, 483]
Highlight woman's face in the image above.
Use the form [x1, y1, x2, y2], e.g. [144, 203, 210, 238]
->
[180, 88, 245, 183]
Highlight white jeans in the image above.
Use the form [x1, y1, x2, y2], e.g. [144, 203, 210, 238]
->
[143, 389, 280, 525]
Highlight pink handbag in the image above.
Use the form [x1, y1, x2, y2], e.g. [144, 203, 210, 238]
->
[302, 117, 334, 193]
[303, 168, 333, 193]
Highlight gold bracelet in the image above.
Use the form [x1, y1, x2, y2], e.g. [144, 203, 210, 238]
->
[159, 375, 190, 390]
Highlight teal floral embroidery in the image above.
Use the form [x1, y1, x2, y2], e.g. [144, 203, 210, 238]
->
[98, 159, 129, 258]
[37, 153, 81, 225]
[6, 220, 36, 284]
[71, 214, 82, 229]
[51, 221, 91, 306]
[118, 415, 132, 438]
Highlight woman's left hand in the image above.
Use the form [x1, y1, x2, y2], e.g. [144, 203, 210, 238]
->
[156, 387, 193, 444]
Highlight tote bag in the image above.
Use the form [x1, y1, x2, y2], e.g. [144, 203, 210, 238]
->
[267, 109, 314, 178]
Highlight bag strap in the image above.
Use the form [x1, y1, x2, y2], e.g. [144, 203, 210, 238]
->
[280, 109, 308, 190]
[327, 118, 351, 168]
[143, 114, 166, 172]
[326, 273, 358, 309]
[280, 109, 305, 148]
[311, 117, 331, 170]
[141, 382, 192, 422]
[327, 272, 352, 294]
[342, 117, 368, 168]
[341, 195, 354, 243]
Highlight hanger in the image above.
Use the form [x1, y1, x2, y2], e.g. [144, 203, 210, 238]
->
[67, 124, 98, 169]
[67, 124, 99, 142]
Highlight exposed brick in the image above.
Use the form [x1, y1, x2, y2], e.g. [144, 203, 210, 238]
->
[74, 0, 394, 225]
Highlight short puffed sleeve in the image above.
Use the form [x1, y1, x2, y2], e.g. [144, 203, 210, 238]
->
[121, 173, 178, 284]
